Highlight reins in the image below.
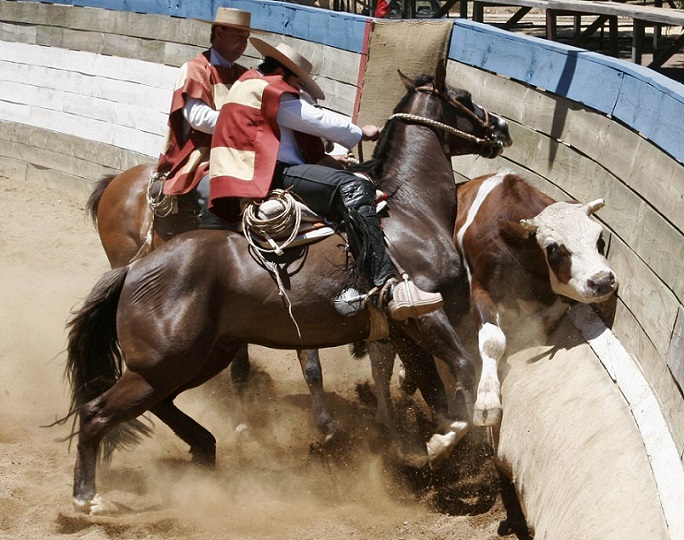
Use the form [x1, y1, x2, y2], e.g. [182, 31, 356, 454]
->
[386, 84, 502, 150]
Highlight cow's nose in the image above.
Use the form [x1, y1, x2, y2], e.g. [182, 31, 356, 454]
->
[587, 270, 617, 297]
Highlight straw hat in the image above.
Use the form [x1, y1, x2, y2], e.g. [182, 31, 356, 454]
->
[199, 7, 267, 34]
[250, 37, 325, 101]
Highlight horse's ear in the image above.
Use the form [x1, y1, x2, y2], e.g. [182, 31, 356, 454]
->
[435, 59, 447, 91]
[398, 69, 414, 90]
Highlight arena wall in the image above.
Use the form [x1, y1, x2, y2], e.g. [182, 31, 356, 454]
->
[1, 0, 682, 536]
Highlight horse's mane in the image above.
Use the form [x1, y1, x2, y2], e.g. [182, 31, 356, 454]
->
[349, 74, 436, 182]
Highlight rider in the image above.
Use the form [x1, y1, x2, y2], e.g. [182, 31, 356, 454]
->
[156, 8, 265, 196]
[208, 38, 444, 321]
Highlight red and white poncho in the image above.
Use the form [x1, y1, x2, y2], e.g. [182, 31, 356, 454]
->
[158, 50, 247, 196]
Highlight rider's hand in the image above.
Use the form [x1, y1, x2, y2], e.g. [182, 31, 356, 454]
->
[360, 125, 381, 142]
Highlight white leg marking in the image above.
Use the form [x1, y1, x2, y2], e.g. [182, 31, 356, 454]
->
[474, 322, 507, 427]
[73, 493, 120, 516]
[426, 419, 470, 469]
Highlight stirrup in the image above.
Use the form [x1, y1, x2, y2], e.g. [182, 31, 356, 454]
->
[387, 278, 444, 321]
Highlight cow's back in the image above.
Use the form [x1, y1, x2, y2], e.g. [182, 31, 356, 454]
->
[454, 172, 556, 305]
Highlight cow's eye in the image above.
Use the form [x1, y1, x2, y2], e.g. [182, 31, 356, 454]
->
[546, 243, 560, 261]
[597, 234, 606, 255]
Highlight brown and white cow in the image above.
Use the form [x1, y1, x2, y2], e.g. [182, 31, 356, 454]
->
[370, 170, 617, 440]
[454, 171, 617, 427]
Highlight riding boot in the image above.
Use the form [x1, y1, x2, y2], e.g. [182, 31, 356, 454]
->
[338, 180, 443, 321]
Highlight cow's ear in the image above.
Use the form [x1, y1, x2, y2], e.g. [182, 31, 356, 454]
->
[500, 220, 534, 245]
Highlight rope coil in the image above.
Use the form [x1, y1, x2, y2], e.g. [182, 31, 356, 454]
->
[242, 189, 305, 338]
[242, 189, 302, 256]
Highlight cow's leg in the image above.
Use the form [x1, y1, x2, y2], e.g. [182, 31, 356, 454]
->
[471, 284, 506, 427]
[297, 349, 341, 441]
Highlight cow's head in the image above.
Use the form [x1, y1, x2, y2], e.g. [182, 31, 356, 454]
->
[520, 199, 617, 303]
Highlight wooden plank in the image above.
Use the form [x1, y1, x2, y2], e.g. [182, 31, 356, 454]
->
[0, 120, 152, 171]
[471, 0, 549, 8]
[162, 42, 206, 68]
[0, 59, 174, 114]
[34, 25, 168, 64]
[669, 307, 684, 399]
[1, 41, 178, 91]
[0, 137, 116, 180]
[611, 300, 684, 458]
[608, 239, 680, 357]
[0, 1, 204, 44]
[0, 20, 37, 44]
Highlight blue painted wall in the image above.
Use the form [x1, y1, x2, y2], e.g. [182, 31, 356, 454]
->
[449, 21, 684, 162]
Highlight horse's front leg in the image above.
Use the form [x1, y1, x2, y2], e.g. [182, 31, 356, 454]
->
[397, 309, 476, 466]
[297, 349, 341, 442]
[471, 284, 506, 427]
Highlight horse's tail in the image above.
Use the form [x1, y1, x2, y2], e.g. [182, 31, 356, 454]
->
[64, 265, 152, 460]
[85, 174, 116, 226]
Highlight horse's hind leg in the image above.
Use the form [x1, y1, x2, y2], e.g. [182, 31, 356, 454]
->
[74, 369, 158, 515]
[229, 344, 250, 384]
[297, 349, 341, 442]
[151, 400, 216, 466]
[152, 341, 245, 463]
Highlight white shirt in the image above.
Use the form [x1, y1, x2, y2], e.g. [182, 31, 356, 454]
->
[276, 94, 362, 164]
[181, 48, 233, 135]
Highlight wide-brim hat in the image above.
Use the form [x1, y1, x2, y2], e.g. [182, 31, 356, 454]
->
[250, 37, 325, 101]
[199, 7, 267, 34]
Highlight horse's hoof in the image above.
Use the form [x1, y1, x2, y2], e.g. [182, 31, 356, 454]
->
[426, 422, 469, 469]
[73, 493, 120, 516]
[473, 406, 502, 427]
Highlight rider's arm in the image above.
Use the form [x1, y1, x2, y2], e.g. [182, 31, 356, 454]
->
[277, 96, 363, 150]
[183, 97, 219, 134]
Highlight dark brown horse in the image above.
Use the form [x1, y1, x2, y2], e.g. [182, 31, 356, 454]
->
[65, 62, 512, 514]
[87, 169, 343, 441]
[85, 67, 511, 444]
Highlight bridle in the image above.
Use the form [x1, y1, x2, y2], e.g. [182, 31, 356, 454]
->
[387, 84, 504, 153]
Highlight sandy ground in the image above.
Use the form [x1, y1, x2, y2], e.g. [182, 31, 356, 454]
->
[0, 176, 527, 539]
